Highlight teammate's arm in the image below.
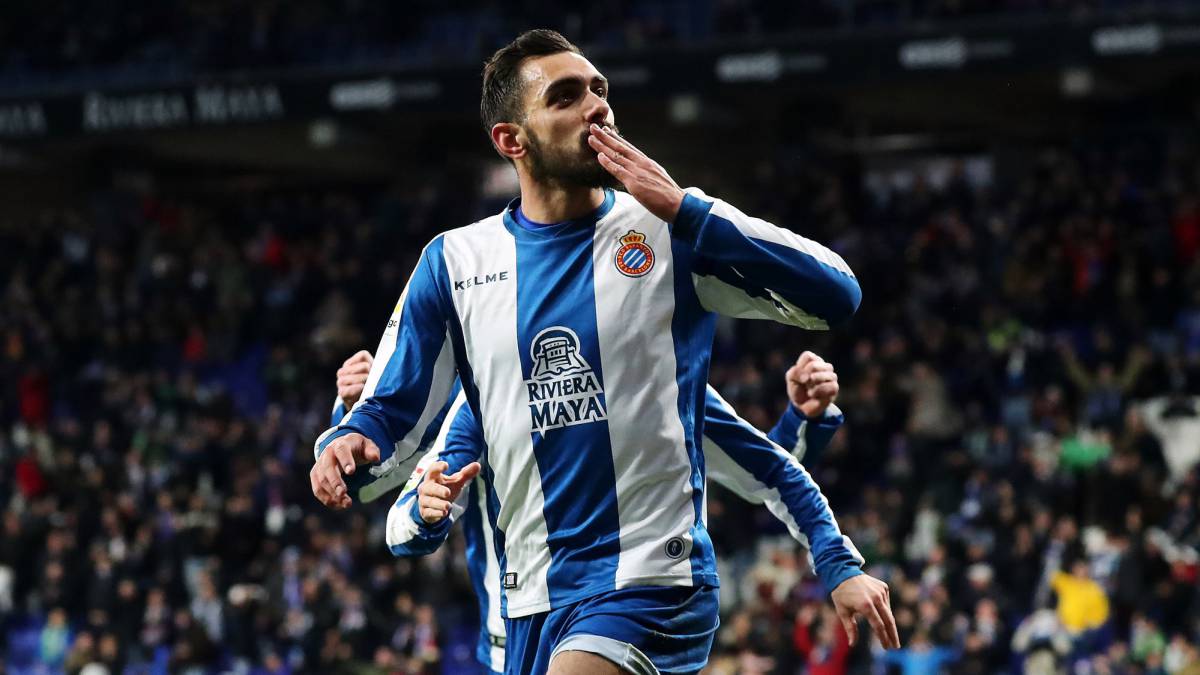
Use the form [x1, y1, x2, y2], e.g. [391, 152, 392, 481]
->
[329, 350, 374, 426]
[587, 124, 860, 329]
[768, 351, 844, 464]
[311, 237, 459, 509]
[701, 390, 899, 648]
[386, 398, 483, 556]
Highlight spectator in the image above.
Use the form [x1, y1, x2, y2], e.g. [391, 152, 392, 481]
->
[1011, 607, 1073, 675]
[1051, 560, 1111, 636]
[1139, 394, 1200, 486]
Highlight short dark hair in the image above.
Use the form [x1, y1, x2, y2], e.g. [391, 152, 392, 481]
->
[481, 30, 582, 133]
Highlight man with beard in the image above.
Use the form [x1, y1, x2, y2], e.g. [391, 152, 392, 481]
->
[311, 29, 897, 674]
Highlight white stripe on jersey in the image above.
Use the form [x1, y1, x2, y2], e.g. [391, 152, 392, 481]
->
[593, 194, 699, 587]
[692, 274, 830, 329]
[705, 196, 855, 277]
[442, 219, 553, 615]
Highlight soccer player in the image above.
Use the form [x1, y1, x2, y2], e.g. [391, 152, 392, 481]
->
[311, 29, 897, 673]
[334, 350, 854, 674]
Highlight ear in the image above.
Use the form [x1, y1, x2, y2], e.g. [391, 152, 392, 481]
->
[491, 122, 525, 161]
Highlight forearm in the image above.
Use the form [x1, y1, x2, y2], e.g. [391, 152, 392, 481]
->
[386, 492, 454, 556]
[767, 403, 844, 463]
[674, 190, 861, 328]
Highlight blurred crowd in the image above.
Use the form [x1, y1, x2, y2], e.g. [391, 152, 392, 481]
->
[0, 0, 1177, 92]
[2, 130, 1200, 675]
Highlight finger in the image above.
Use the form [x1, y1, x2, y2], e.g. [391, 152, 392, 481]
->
[598, 125, 650, 162]
[342, 361, 372, 376]
[588, 134, 631, 169]
[796, 351, 817, 370]
[807, 383, 839, 401]
[862, 603, 891, 649]
[805, 371, 838, 385]
[805, 360, 833, 374]
[837, 609, 858, 647]
[354, 438, 381, 464]
[444, 462, 483, 500]
[595, 150, 635, 183]
[419, 497, 450, 522]
[351, 349, 372, 364]
[320, 459, 348, 502]
[875, 594, 901, 649]
[426, 461, 448, 484]
[786, 364, 803, 384]
[429, 483, 452, 501]
[332, 445, 357, 475]
[311, 467, 334, 506]
[444, 462, 483, 488]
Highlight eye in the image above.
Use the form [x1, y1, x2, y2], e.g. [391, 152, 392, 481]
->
[556, 92, 575, 106]
[594, 87, 607, 99]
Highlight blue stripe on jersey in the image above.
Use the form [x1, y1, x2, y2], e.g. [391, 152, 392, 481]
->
[668, 237, 718, 584]
[481, 459, 508, 617]
[769, 404, 844, 465]
[320, 235, 455, 459]
[462, 482, 494, 671]
[510, 210, 622, 605]
[703, 390, 862, 594]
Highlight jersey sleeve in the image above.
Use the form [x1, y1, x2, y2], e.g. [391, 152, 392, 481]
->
[314, 236, 459, 484]
[386, 394, 484, 556]
[673, 188, 861, 329]
[330, 397, 346, 429]
[701, 387, 864, 595]
[767, 403, 844, 464]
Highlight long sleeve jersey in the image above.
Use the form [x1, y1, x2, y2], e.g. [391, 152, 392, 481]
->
[315, 187, 860, 618]
[377, 385, 856, 672]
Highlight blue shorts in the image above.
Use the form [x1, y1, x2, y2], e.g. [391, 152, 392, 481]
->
[503, 584, 719, 675]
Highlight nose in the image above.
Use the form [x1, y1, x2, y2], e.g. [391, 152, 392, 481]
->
[584, 92, 610, 126]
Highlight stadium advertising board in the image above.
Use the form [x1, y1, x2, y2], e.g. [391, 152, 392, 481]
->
[1, 16, 1199, 140]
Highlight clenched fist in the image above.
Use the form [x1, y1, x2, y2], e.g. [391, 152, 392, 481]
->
[337, 350, 373, 411]
[786, 351, 839, 418]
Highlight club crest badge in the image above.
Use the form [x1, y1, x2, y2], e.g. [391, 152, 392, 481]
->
[614, 230, 655, 277]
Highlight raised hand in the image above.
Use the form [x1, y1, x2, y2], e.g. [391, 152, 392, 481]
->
[310, 432, 382, 509]
[417, 461, 483, 524]
[830, 574, 901, 649]
[786, 351, 840, 418]
[587, 123, 685, 224]
[337, 350, 374, 410]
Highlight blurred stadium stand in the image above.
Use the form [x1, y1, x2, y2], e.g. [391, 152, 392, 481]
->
[1, 2, 1200, 675]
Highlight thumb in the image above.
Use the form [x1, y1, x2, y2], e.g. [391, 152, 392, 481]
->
[425, 461, 448, 483]
[361, 439, 381, 463]
[796, 351, 817, 370]
[837, 606, 858, 647]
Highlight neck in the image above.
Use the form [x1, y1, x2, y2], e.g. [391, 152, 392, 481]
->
[516, 173, 605, 223]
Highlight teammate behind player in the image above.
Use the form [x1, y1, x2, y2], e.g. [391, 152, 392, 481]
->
[334, 350, 886, 673]
[313, 29, 897, 673]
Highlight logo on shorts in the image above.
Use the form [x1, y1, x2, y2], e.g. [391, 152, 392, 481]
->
[665, 537, 687, 559]
[614, 230, 654, 277]
[525, 326, 608, 433]
[502, 572, 518, 589]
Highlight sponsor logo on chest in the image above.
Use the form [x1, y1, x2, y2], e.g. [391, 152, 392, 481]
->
[454, 270, 509, 291]
[524, 326, 608, 433]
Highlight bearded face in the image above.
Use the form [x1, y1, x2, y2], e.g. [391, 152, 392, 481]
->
[524, 123, 623, 190]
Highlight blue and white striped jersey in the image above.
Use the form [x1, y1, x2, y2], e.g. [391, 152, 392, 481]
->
[372, 387, 855, 672]
[316, 187, 860, 618]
